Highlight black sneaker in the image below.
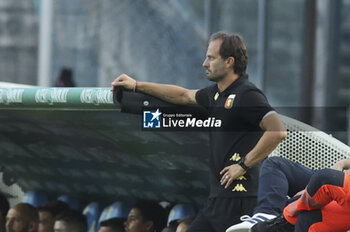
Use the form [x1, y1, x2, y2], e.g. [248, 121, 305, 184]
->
[250, 214, 294, 232]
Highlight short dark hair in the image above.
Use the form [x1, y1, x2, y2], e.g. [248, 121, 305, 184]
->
[100, 218, 125, 232]
[12, 203, 39, 223]
[38, 200, 70, 217]
[210, 31, 248, 76]
[54, 210, 87, 232]
[0, 192, 9, 221]
[133, 200, 167, 232]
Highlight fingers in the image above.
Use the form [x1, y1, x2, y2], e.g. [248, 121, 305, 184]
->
[225, 178, 233, 189]
[110, 78, 120, 91]
[220, 174, 227, 184]
[219, 167, 228, 175]
[220, 165, 245, 189]
[220, 166, 231, 187]
[110, 74, 132, 91]
[220, 174, 233, 189]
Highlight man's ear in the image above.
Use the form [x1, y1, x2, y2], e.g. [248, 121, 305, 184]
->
[145, 220, 154, 232]
[226, 57, 235, 68]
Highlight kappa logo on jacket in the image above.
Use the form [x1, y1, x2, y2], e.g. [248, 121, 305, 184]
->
[230, 153, 241, 162]
[236, 176, 247, 181]
[232, 184, 247, 192]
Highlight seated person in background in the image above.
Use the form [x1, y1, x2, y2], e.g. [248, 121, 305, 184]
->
[175, 216, 196, 232]
[252, 168, 350, 231]
[162, 215, 196, 232]
[226, 156, 350, 232]
[6, 203, 39, 232]
[124, 200, 167, 232]
[54, 210, 87, 232]
[99, 218, 125, 232]
[38, 200, 70, 232]
[0, 192, 9, 232]
[55, 68, 75, 87]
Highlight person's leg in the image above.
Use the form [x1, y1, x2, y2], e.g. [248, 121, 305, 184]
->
[294, 210, 322, 232]
[296, 201, 350, 232]
[250, 170, 350, 232]
[226, 157, 314, 232]
[213, 197, 256, 232]
[187, 199, 216, 232]
[284, 169, 348, 225]
[226, 196, 270, 232]
[188, 197, 255, 232]
[187, 211, 215, 232]
[254, 156, 314, 215]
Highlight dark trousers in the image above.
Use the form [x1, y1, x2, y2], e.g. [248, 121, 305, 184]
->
[295, 210, 322, 232]
[285, 169, 349, 232]
[187, 197, 257, 232]
[254, 156, 315, 215]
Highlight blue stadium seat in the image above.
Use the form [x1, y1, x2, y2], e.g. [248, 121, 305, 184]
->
[83, 202, 101, 232]
[22, 190, 48, 207]
[167, 204, 196, 225]
[57, 195, 81, 210]
[97, 201, 131, 231]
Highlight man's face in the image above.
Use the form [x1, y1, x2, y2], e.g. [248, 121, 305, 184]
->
[124, 208, 150, 232]
[53, 221, 69, 232]
[39, 212, 54, 232]
[203, 39, 227, 82]
[6, 208, 30, 232]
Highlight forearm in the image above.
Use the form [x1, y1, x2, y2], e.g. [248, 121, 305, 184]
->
[111, 73, 197, 105]
[220, 129, 286, 189]
[244, 130, 286, 167]
[137, 81, 195, 105]
[332, 159, 350, 171]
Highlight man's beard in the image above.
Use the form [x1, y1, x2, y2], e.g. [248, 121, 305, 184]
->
[206, 67, 226, 82]
[207, 73, 225, 82]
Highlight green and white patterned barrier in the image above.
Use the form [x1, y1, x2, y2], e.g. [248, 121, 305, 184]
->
[0, 88, 118, 110]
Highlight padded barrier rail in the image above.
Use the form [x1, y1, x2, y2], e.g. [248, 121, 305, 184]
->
[0, 87, 117, 109]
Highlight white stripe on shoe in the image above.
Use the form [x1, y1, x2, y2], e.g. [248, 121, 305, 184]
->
[226, 213, 276, 232]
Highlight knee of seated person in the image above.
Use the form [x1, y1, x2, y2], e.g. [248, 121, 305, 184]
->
[312, 169, 341, 184]
[308, 169, 344, 195]
[309, 169, 332, 188]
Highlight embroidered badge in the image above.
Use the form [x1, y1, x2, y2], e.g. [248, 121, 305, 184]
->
[232, 184, 247, 192]
[229, 153, 241, 162]
[224, 94, 236, 109]
[236, 176, 247, 181]
[214, 92, 219, 101]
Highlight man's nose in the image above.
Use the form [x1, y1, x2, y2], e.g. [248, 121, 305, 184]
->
[203, 59, 208, 68]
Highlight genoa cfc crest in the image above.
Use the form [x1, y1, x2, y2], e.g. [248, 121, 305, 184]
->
[224, 94, 236, 109]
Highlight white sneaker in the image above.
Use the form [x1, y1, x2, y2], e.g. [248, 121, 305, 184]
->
[225, 213, 276, 232]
